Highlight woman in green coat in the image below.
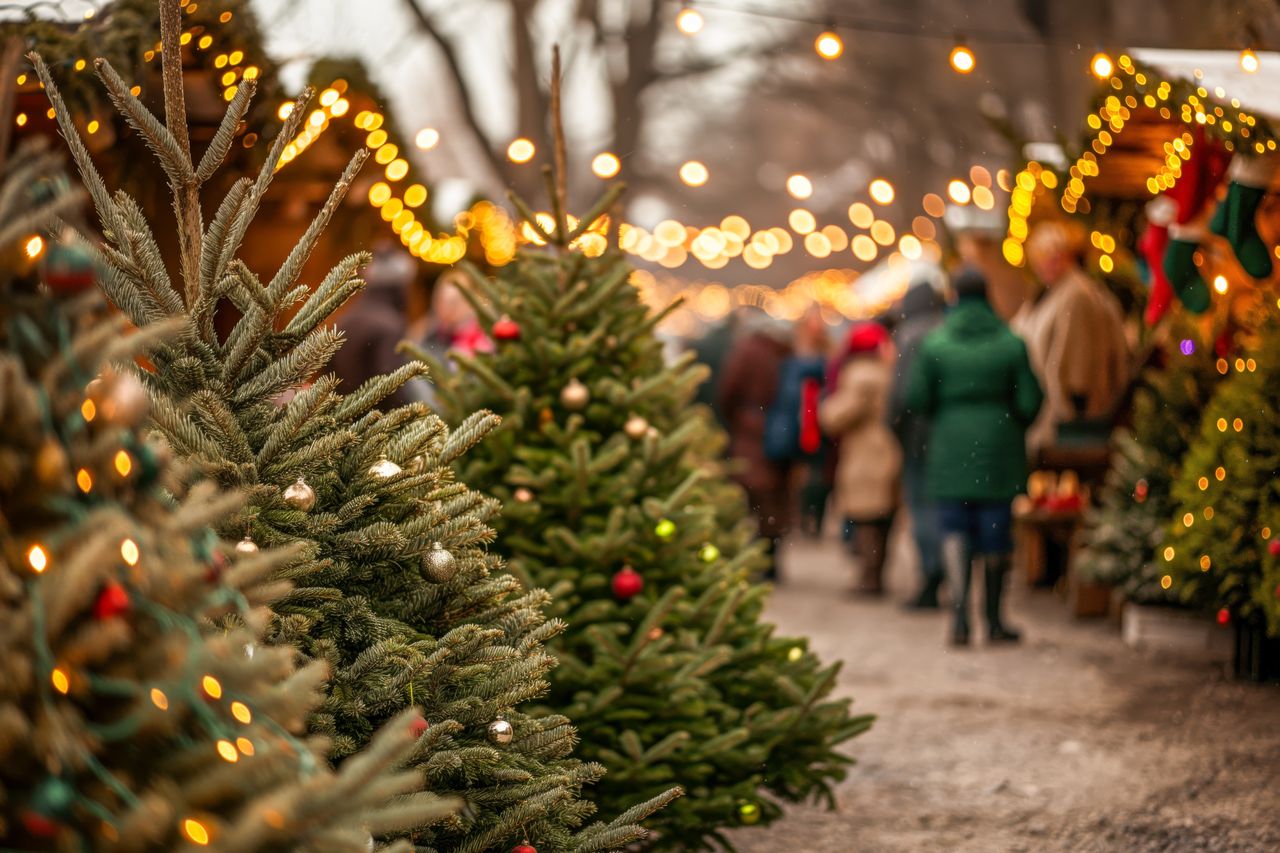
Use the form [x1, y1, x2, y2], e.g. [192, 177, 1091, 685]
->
[906, 267, 1044, 646]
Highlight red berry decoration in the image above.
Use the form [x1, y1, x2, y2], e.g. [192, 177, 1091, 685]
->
[1217, 607, 1231, 626]
[492, 315, 521, 341]
[611, 566, 644, 600]
[93, 581, 131, 620]
[512, 844, 537, 853]
[20, 811, 60, 838]
[1268, 538, 1280, 557]
[409, 716, 429, 737]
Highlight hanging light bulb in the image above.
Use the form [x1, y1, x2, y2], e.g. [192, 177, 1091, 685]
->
[676, 7, 703, 35]
[815, 29, 844, 60]
[949, 41, 976, 74]
[1240, 47, 1260, 73]
[1090, 52, 1114, 80]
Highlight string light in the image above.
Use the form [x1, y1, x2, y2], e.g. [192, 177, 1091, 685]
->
[679, 160, 709, 187]
[231, 701, 252, 724]
[1090, 52, 1114, 79]
[1240, 47, 1260, 73]
[814, 30, 844, 60]
[201, 675, 223, 700]
[506, 138, 536, 164]
[676, 7, 704, 35]
[51, 667, 70, 694]
[114, 450, 132, 477]
[182, 818, 210, 845]
[592, 152, 621, 179]
[76, 468, 92, 493]
[947, 179, 971, 204]
[868, 179, 895, 205]
[27, 544, 48, 573]
[1213, 274, 1229, 294]
[121, 538, 140, 565]
[786, 174, 813, 200]
[414, 127, 440, 149]
[949, 42, 975, 74]
[24, 235, 43, 258]
[216, 740, 239, 762]
[150, 688, 169, 710]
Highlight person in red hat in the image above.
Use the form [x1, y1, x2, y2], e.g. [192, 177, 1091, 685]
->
[819, 321, 901, 594]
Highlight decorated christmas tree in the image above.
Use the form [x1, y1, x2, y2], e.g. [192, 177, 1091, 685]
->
[0, 141, 446, 851]
[33, 4, 673, 849]
[1164, 318, 1280, 630]
[421, 56, 870, 850]
[1077, 327, 1220, 603]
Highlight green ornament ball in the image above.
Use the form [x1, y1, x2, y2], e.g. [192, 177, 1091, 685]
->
[737, 799, 760, 825]
[699, 543, 720, 563]
[31, 777, 74, 817]
[655, 518, 677, 540]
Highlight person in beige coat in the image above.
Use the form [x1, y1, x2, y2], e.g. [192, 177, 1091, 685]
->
[1017, 222, 1130, 456]
[819, 323, 903, 595]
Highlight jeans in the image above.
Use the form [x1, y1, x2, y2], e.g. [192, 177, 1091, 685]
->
[903, 455, 943, 583]
[936, 500, 1013, 555]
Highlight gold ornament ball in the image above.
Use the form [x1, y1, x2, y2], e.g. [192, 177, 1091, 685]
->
[34, 437, 70, 489]
[235, 535, 259, 554]
[422, 541, 457, 583]
[408, 455, 425, 474]
[487, 715, 514, 745]
[646, 426, 660, 440]
[560, 378, 590, 410]
[514, 487, 534, 503]
[369, 456, 403, 478]
[104, 371, 149, 424]
[624, 415, 649, 439]
[737, 800, 761, 825]
[283, 476, 316, 512]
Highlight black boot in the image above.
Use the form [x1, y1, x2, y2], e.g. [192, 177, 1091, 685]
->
[763, 537, 782, 582]
[942, 535, 971, 645]
[906, 573, 943, 610]
[983, 554, 1021, 643]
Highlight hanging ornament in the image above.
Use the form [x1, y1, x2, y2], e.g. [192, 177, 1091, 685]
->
[409, 716, 430, 737]
[1217, 608, 1231, 626]
[611, 566, 644, 600]
[1134, 479, 1149, 503]
[647, 626, 664, 641]
[235, 535, 259, 554]
[93, 581, 130, 620]
[699, 543, 721, 563]
[492, 315, 521, 341]
[28, 778, 74, 830]
[243, 642, 256, 659]
[1270, 538, 1280, 557]
[737, 799, 761, 825]
[560, 378, 589, 410]
[205, 550, 230, 582]
[408, 454, 425, 474]
[655, 518, 677, 541]
[539, 407, 555, 428]
[34, 437, 69, 489]
[646, 426, 660, 440]
[487, 714, 514, 745]
[513, 487, 534, 503]
[369, 456, 403, 479]
[20, 810, 60, 838]
[283, 476, 317, 512]
[103, 371, 149, 425]
[40, 239, 95, 294]
[624, 415, 649, 439]
[512, 843, 538, 853]
[422, 542, 458, 583]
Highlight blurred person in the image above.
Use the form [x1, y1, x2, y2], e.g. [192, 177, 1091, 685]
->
[1018, 221, 1129, 456]
[330, 240, 414, 407]
[404, 270, 492, 407]
[906, 267, 1043, 646]
[690, 313, 738, 427]
[719, 308, 794, 580]
[768, 305, 833, 537]
[888, 274, 948, 609]
[819, 322, 901, 595]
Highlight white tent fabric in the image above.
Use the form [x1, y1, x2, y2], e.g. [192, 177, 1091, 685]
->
[1130, 48, 1280, 120]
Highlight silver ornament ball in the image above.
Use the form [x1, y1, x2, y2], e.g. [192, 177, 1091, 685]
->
[283, 476, 316, 512]
[369, 456, 403, 479]
[560, 378, 590, 410]
[624, 415, 649, 439]
[423, 541, 458, 583]
[487, 715, 514, 745]
[235, 535, 259, 554]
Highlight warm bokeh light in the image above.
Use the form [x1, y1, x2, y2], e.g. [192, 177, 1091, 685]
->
[787, 174, 813, 200]
[201, 675, 223, 700]
[869, 179, 895, 205]
[51, 667, 70, 694]
[679, 160, 709, 186]
[404, 184, 428, 208]
[24, 235, 43, 258]
[870, 220, 896, 246]
[949, 44, 975, 74]
[1090, 52, 1114, 79]
[121, 538, 139, 566]
[676, 7, 704, 35]
[114, 450, 133, 477]
[972, 185, 995, 210]
[216, 740, 239, 762]
[848, 202, 874, 229]
[507, 138, 536, 163]
[182, 819, 210, 846]
[27, 544, 48, 573]
[1213, 274, 1229, 294]
[788, 208, 816, 235]
[922, 193, 946, 217]
[947, 180, 972, 205]
[815, 30, 844, 60]
[851, 234, 878, 262]
[1240, 48, 1260, 73]
[592, 152, 621, 178]
[415, 127, 440, 149]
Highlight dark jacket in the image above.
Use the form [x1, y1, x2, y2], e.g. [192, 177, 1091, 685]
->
[719, 328, 793, 537]
[905, 295, 1043, 502]
[889, 284, 946, 460]
[331, 287, 407, 407]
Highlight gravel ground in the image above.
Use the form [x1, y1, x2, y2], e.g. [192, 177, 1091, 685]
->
[725, 535, 1280, 852]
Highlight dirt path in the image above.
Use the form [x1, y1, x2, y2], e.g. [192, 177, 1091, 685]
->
[727, 537, 1280, 852]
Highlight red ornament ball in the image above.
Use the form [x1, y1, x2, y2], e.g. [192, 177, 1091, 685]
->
[409, 716, 429, 737]
[512, 845, 537, 853]
[1268, 538, 1280, 557]
[41, 241, 95, 294]
[20, 811, 60, 838]
[1216, 607, 1231, 626]
[93, 581, 131, 620]
[611, 566, 644, 600]
[493, 315, 521, 341]
[205, 550, 230, 582]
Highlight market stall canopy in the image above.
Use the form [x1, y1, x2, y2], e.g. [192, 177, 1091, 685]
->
[1130, 49, 1280, 121]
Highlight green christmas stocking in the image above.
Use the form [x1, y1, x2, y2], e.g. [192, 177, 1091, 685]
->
[1163, 226, 1211, 314]
[1209, 154, 1276, 279]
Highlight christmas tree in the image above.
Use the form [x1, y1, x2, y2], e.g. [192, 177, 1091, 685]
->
[0, 141, 447, 851]
[1077, 328, 1220, 603]
[32, 4, 673, 849]
[421, 56, 871, 849]
[1164, 319, 1280, 630]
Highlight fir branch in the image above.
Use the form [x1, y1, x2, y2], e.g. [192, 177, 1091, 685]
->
[93, 58, 190, 186]
[196, 77, 257, 184]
